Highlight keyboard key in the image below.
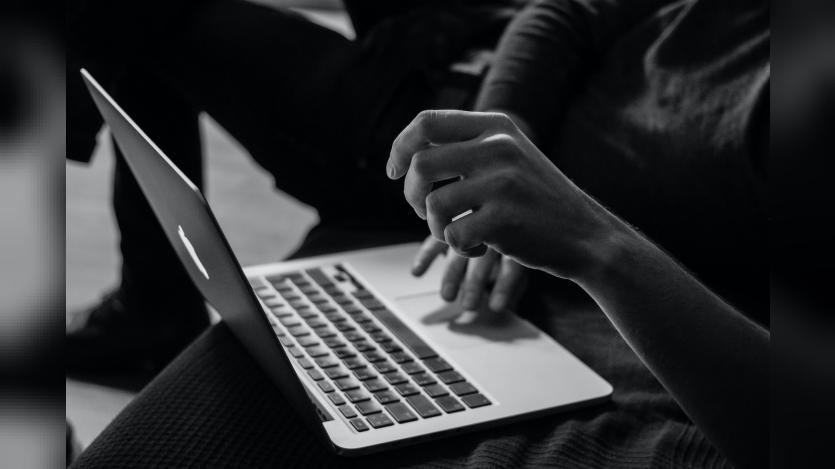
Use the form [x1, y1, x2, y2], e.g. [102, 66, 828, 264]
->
[332, 295, 352, 305]
[339, 405, 357, 419]
[413, 373, 437, 387]
[297, 308, 317, 319]
[263, 297, 283, 307]
[405, 394, 442, 418]
[354, 341, 375, 352]
[363, 351, 386, 363]
[309, 295, 329, 305]
[318, 381, 335, 393]
[449, 382, 478, 396]
[363, 379, 387, 393]
[306, 346, 330, 358]
[324, 338, 346, 348]
[437, 370, 465, 384]
[287, 326, 310, 337]
[353, 367, 377, 381]
[324, 313, 346, 323]
[352, 290, 373, 299]
[279, 336, 295, 347]
[436, 395, 466, 413]
[424, 384, 449, 398]
[289, 347, 305, 358]
[270, 308, 293, 318]
[353, 313, 373, 324]
[394, 383, 421, 397]
[358, 298, 385, 310]
[343, 357, 365, 370]
[324, 367, 349, 380]
[306, 319, 328, 329]
[335, 378, 360, 391]
[461, 393, 491, 408]
[373, 361, 397, 374]
[318, 305, 338, 314]
[297, 336, 319, 348]
[380, 342, 402, 354]
[383, 372, 408, 385]
[297, 357, 314, 369]
[342, 329, 362, 339]
[391, 352, 413, 364]
[328, 393, 346, 406]
[374, 390, 400, 405]
[314, 328, 337, 339]
[423, 357, 452, 373]
[385, 402, 418, 423]
[279, 316, 301, 328]
[366, 413, 394, 429]
[349, 418, 369, 432]
[356, 401, 382, 416]
[300, 286, 318, 295]
[334, 348, 356, 359]
[345, 389, 370, 403]
[401, 362, 425, 375]
[314, 356, 339, 368]
[360, 323, 382, 333]
[370, 332, 392, 343]
[307, 369, 324, 381]
[343, 305, 363, 315]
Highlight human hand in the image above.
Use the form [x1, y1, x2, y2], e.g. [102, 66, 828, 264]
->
[412, 236, 528, 312]
[388, 110, 619, 281]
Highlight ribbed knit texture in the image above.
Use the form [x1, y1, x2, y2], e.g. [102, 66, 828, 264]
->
[71, 275, 732, 468]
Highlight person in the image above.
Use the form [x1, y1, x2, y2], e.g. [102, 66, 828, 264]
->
[68, 0, 768, 467]
[66, 0, 520, 373]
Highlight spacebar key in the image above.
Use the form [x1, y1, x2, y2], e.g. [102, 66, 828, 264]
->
[366, 307, 438, 359]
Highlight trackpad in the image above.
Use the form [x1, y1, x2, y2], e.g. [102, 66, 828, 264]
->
[395, 292, 542, 350]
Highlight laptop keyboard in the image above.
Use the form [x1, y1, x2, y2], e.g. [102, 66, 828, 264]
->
[250, 265, 491, 432]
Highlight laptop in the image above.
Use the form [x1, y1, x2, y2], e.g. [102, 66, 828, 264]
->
[81, 69, 612, 456]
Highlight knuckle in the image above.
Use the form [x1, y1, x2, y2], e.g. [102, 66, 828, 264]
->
[410, 150, 430, 177]
[425, 190, 443, 214]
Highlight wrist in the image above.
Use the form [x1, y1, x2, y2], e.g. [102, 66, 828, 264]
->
[569, 213, 641, 289]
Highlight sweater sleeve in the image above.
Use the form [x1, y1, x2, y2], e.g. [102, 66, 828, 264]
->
[475, 0, 675, 145]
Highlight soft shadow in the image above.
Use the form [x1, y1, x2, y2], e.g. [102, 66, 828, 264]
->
[419, 301, 541, 343]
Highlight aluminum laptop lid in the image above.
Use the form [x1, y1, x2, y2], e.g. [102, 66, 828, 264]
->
[80, 69, 332, 447]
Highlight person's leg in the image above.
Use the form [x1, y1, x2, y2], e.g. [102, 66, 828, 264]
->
[67, 70, 207, 373]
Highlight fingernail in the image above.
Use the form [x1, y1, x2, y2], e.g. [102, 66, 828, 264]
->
[489, 294, 506, 312]
[387, 163, 396, 179]
[441, 283, 456, 301]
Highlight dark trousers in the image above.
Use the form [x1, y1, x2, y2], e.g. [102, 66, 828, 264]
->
[105, 1, 477, 317]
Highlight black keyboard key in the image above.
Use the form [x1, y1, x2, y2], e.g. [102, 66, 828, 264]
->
[297, 336, 319, 348]
[405, 394, 442, 418]
[297, 308, 317, 319]
[344, 305, 363, 315]
[318, 305, 337, 314]
[279, 336, 295, 347]
[262, 297, 283, 307]
[334, 348, 356, 359]
[436, 395, 466, 413]
[366, 413, 394, 429]
[324, 313, 346, 323]
[383, 372, 408, 385]
[380, 342, 403, 354]
[314, 356, 339, 368]
[356, 401, 382, 416]
[270, 308, 293, 318]
[289, 347, 305, 358]
[280, 317, 302, 328]
[329, 393, 346, 406]
[342, 329, 362, 339]
[306, 345, 330, 358]
[354, 341, 375, 352]
[394, 383, 421, 397]
[363, 351, 386, 363]
[449, 382, 478, 396]
[332, 295, 352, 305]
[309, 295, 329, 304]
[461, 393, 491, 408]
[335, 378, 360, 391]
[353, 367, 377, 381]
[423, 357, 452, 373]
[349, 418, 369, 432]
[324, 338, 346, 348]
[374, 390, 400, 405]
[300, 286, 318, 295]
[360, 323, 382, 334]
[391, 352, 413, 364]
[324, 367, 349, 380]
[413, 373, 437, 387]
[401, 362, 425, 375]
[370, 332, 392, 343]
[306, 319, 328, 329]
[385, 402, 418, 423]
[297, 357, 314, 369]
[373, 361, 397, 374]
[339, 405, 357, 419]
[343, 357, 365, 370]
[314, 328, 337, 339]
[353, 313, 373, 324]
[424, 384, 449, 398]
[363, 379, 387, 393]
[345, 389, 370, 403]
[437, 370, 465, 384]
[352, 290, 373, 299]
[318, 381, 335, 393]
[307, 369, 324, 381]
[288, 326, 310, 337]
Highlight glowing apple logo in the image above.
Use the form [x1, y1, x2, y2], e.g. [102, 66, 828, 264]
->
[178, 225, 210, 280]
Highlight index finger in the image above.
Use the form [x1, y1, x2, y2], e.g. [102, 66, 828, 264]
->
[387, 110, 496, 179]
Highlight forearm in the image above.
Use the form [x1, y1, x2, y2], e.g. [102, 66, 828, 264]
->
[571, 220, 769, 468]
